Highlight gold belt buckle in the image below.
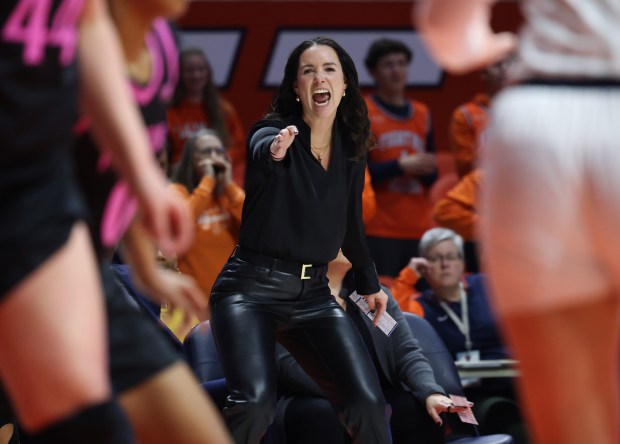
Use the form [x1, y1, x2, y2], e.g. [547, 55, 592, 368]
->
[300, 264, 312, 280]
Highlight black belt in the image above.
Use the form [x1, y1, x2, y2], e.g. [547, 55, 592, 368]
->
[522, 78, 620, 88]
[233, 245, 327, 280]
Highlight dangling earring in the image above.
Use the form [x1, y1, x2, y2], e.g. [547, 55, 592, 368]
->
[296, 96, 300, 102]
[342, 91, 346, 97]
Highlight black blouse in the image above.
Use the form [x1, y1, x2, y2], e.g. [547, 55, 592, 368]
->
[239, 116, 380, 295]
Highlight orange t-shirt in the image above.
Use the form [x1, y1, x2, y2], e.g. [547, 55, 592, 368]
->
[362, 167, 377, 225]
[433, 169, 481, 242]
[364, 95, 435, 240]
[166, 98, 246, 186]
[171, 176, 245, 301]
[389, 266, 424, 316]
[449, 93, 489, 177]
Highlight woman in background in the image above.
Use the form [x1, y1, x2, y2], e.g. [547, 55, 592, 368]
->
[167, 48, 246, 185]
[167, 129, 245, 336]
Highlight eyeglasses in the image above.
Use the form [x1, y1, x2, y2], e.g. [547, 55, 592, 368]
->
[195, 147, 225, 156]
[425, 254, 462, 264]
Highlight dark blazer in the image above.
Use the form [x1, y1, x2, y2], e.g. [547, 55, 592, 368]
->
[417, 274, 508, 361]
[276, 290, 445, 405]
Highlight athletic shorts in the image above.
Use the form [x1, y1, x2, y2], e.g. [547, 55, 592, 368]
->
[0, 150, 86, 297]
[101, 262, 181, 394]
[0, 263, 181, 417]
[480, 83, 620, 315]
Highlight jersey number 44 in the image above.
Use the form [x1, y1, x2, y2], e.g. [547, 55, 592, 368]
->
[2, 0, 83, 66]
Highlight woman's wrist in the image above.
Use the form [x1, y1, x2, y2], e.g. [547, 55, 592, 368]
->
[270, 137, 287, 160]
[270, 148, 286, 160]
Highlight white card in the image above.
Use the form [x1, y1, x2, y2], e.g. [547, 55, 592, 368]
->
[449, 394, 478, 425]
[456, 349, 481, 363]
[348, 293, 398, 337]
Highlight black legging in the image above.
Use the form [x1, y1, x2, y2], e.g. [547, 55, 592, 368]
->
[280, 389, 445, 444]
[209, 254, 391, 444]
[283, 396, 349, 444]
[383, 387, 445, 444]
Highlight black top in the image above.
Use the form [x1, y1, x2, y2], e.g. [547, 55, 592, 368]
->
[240, 116, 380, 295]
[0, 0, 81, 171]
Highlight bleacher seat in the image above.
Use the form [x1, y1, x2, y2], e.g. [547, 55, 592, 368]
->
[404, 312, 515, 444]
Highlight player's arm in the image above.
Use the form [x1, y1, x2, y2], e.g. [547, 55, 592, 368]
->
[414, 0, 516, 73]
[121, 219, 207, 322]
[78, 0, 192, 254]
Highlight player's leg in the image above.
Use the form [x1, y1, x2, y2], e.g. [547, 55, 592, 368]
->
[0, 223, 132, 442]
[120, 362, 231, 444]
[480, 86, 618, 444]
[502, 298, 619, 444]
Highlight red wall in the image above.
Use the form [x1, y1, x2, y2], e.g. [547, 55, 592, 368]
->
[177, 1, 522, 153]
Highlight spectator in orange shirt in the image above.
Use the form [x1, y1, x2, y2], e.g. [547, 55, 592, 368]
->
[362, 167, 377, 224]
[439, 59, 509, 272]
[433, 169, 482, 272]
[363, 38, 438, 277]
[167, 130, 245, 338]
[167, 48, 246, 185]
[449, 95, 489, 178]
[449, 61, 509, 178]
[389, 256, 425, 316]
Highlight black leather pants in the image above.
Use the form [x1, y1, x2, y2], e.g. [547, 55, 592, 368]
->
[209, 254, 392, 444]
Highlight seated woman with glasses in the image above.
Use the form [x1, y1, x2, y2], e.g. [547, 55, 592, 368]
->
[408, 228, 507, 364]
[390, 228, 528, 442]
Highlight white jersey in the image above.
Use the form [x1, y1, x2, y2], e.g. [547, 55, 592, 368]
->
[509, 0, 620, 82]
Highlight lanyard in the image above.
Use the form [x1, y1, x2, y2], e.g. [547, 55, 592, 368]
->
[439, 283, 472, 351]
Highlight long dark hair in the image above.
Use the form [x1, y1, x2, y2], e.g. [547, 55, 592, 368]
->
[268, 37, 373, 159]
[171, 48, 231, 148]
[171, 130, 204, 192]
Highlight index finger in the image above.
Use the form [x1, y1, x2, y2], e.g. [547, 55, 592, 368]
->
[428, 408, 442, 426]
[416, 258, 431, 271]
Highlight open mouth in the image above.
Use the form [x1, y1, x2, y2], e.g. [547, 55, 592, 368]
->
[312, 89, 331, 106]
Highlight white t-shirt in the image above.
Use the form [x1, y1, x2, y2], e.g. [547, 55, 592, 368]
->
[509, 0, 620, 81]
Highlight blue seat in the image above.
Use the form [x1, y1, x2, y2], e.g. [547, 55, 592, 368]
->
[109, 263, 183, 353]
[183, 321, 224, 383]
[403, 312, 515, 444]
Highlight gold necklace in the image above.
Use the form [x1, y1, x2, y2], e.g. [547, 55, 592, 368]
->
[310, 143, 330, 162]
